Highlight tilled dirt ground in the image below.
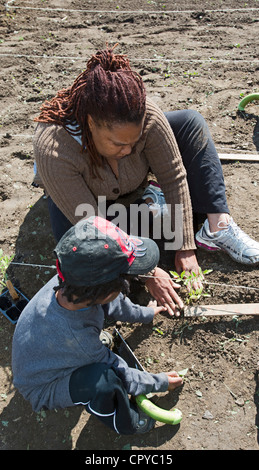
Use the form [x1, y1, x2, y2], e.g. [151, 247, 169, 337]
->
[0, 0, 258, 451]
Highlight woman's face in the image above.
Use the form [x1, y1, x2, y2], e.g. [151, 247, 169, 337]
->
[87, 115, 144, 160]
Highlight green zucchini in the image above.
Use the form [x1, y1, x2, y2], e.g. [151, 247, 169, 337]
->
[238, 93, 259, 111]
[135, 394, 182, 425]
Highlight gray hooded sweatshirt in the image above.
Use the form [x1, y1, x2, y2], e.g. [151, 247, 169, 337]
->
[12, 276, 168, 412]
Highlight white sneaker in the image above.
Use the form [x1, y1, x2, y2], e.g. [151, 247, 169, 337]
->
[142, 183, 169, 218]
[99, 330, 113, 348]
[135, 408, 155, 433]
[195, 218, 259, 265]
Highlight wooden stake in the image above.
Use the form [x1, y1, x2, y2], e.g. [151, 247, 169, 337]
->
[184, 303, 259, 317]
[218, 153, 259, 162]
[6, 280, 19, 301]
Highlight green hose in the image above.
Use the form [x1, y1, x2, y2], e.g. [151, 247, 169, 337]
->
[238, 93, 259, 111]
[135, 394, 182, 425]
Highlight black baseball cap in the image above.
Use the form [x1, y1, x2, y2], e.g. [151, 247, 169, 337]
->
[54, 216, 159, 286]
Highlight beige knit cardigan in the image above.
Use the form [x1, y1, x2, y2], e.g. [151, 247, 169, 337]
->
[34, 97, 196, 251]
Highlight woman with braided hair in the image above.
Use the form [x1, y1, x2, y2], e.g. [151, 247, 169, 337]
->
[34, 45, 259, 316]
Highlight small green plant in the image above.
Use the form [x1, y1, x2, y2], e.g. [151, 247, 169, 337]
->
[184, 71, 199, 78]
[173, 320, 193, 341]
[152, 326, 164, 336]
[0, 249, 14, 292]
[178, 368, 188, 377]
[232, 314, 242, 332]
[169, 268, 213, 304]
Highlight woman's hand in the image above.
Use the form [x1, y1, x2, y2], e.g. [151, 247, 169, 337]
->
[174, 249, 203, 292]
[145, 267, 184, 317]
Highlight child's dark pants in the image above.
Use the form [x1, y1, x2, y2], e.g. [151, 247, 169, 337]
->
[69, 363, 140, 435]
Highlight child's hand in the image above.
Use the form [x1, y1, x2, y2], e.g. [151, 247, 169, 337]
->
[148, 299, 167, 316]
[165, 371, 183, 391]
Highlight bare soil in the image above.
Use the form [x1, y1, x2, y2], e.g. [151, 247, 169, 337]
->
[0, 0, 258, 451]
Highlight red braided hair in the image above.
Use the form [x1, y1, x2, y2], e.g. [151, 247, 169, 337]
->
[35, 45, 146, 177]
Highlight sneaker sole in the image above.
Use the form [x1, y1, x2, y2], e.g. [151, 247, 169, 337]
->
[195, 237, 221, 252]
[196, 237, 259, 265]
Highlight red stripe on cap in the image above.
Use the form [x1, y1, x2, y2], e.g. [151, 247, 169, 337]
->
[56, 259, 65, 282]
[92, 217, 136, 266]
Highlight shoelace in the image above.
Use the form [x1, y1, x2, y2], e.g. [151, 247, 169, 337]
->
[217, 219, 255, 251]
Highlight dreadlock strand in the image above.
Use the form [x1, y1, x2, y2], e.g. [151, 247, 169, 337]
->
[34, 45, 146, 178]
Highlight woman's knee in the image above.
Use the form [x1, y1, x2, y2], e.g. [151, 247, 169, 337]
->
[165, 108, 207, 134]
[185, 109, 207, 129]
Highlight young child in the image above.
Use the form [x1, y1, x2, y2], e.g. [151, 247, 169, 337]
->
[12, 216, 182, 435]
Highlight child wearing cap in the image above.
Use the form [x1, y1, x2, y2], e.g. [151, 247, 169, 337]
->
[12, 216, 182, 435]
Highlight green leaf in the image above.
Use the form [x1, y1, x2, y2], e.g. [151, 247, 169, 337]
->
[169, 270, 179, 278]
[152, 327, 164, 335]
[203, 269, 213, 275]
